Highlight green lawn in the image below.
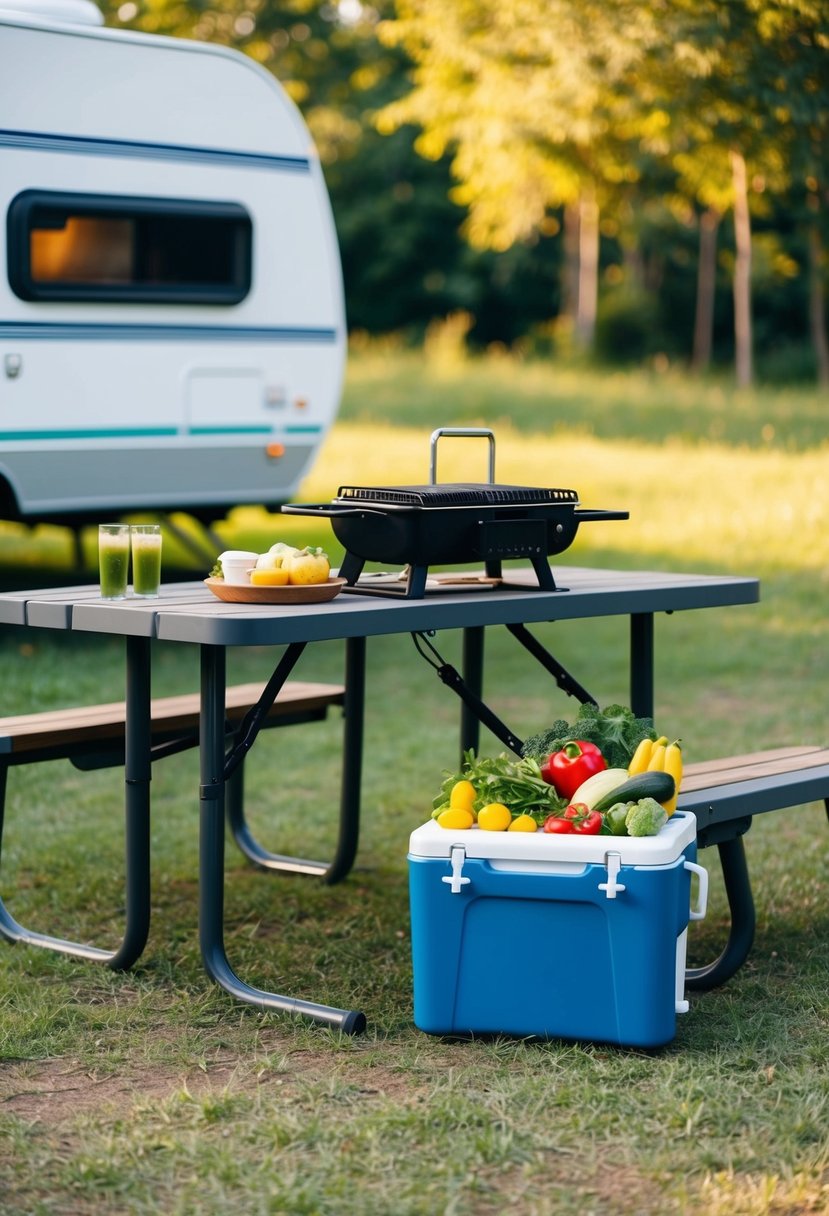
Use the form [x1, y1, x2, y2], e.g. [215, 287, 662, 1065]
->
[0, 352, 828, 1215]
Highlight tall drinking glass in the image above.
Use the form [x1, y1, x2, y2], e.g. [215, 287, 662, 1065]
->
[131, 524, 162, 597]
[98, 524, 130, 599]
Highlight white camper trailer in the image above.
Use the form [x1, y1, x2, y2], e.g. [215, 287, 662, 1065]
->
[0, 0, 346, 526]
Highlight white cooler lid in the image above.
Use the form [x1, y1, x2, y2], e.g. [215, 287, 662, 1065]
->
[409, 809, 697, 867]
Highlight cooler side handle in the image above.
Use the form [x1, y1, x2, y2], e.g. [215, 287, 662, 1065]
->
[685, 860, 709, 920]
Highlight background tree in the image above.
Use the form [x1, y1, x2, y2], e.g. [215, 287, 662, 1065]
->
[99, 0, 829, 381]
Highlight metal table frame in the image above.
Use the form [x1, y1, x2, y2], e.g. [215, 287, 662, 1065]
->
[0, 566, 759, 1034]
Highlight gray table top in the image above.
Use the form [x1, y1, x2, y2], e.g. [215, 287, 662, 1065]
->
[0, 566, 760, 647]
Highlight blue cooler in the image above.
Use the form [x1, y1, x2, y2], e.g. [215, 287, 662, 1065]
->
[408, 810, 707, 1048]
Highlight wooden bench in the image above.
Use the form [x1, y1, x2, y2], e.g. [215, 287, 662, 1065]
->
[677, 746, 829, 989]
[0, 677, 348, 968]
[0, 680, 345, 771]
[0, 678, 346, 866]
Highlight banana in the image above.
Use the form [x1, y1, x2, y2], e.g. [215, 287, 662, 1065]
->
[647, 743, 667, 772]
[628, 737, 654, 775]
[663, 740, 683, 815]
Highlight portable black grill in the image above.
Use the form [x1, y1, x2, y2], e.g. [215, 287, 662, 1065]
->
[281, 429, 628, 598]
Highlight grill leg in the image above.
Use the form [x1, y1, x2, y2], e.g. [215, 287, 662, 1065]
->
[686, 834, 756, 990]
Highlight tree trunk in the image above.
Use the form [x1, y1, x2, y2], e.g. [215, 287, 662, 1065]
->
[575, 185, 599, 350]
[691, 208, 720, 374]
[807, 194, 829, 387]
[730, 149, 753, 387]
[561, 201, 580, 330]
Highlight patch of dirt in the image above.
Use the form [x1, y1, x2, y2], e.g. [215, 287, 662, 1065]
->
[0, 1041, 424, 1126]
[1, 1056, 238, 1124]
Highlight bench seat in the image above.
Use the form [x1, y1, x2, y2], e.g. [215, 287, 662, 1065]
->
[0, 680, 345, 767]
[678, 745, 829, 847]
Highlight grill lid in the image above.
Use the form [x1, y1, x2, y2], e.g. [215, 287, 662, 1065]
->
[335, 483, 580, 509]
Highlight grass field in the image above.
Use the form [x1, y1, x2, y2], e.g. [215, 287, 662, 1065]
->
[0, 352, 828, 1214]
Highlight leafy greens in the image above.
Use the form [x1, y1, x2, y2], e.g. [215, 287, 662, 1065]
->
[522, 703, 656, 771]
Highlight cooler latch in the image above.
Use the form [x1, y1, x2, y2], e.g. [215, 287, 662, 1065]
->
[598, 852, 626, 900]
[442, 845, 471, 894]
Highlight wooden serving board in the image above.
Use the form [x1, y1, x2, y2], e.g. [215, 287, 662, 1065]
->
[204, 577, 347, 605]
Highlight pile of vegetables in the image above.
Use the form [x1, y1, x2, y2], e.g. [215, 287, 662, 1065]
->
[432, 705, 684, 837]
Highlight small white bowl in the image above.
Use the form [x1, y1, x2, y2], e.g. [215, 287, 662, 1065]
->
[218, 550, 258, 585]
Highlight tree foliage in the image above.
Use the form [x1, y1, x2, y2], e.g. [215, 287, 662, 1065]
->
[97, 0, 829, 379]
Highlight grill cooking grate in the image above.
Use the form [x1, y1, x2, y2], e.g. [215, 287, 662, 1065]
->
[336, 483, 580, 509]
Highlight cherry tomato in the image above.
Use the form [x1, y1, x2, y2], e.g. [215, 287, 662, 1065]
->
[542, 815, 574, 834]
[563, 802, 591, 821]
[572, 810, 603, 835]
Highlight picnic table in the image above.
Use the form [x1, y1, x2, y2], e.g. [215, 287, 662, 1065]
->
[0, 566, 760, 1033]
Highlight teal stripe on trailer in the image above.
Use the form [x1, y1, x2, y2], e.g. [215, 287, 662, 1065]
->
[0, 427, 179, 441]
[188, 426, 272, 436]
[0, 322, 339, 343]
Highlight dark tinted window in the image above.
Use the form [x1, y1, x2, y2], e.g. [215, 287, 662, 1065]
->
[7, 191, 252, 304]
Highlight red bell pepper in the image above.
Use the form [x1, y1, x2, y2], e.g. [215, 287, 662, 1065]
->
[541, 740, 606, 799]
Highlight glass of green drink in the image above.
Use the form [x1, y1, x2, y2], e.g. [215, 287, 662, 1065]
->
[98, 524, 130, 599]
[131, 524, 162, 597]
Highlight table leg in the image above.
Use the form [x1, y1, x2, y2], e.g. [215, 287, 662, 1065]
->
[629, 613, 655, 719]
[198, 643, 366, 1033]
[461, 626, 485, 761]
[0, 635, 151, 970]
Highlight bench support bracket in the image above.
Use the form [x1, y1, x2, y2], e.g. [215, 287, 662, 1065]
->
[686, 834, 756, 990]
[223, 638, 364, 885]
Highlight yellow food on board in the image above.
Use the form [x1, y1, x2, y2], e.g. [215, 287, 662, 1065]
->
[250, 568, 290, 586]
[285, 547, 331, 585]
[437, 807, 474, 830]
[477, 803, 512, 832]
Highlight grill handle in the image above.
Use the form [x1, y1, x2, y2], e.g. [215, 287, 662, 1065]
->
[280, 503, 391, 518]
[574, 508, 630, 522]
[429, 427, 495, 485]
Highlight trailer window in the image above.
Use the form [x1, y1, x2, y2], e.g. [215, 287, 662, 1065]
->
[7, 191, 252, 304]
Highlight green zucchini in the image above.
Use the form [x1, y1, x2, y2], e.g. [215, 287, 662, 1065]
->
[592, 770, 675, 814]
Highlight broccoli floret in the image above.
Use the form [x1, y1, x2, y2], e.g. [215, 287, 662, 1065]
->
[625, 797, 668, 837]
[522, 720, 572, 760]
[522, 704, 655, 770]
[573, 703, 654, 769]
